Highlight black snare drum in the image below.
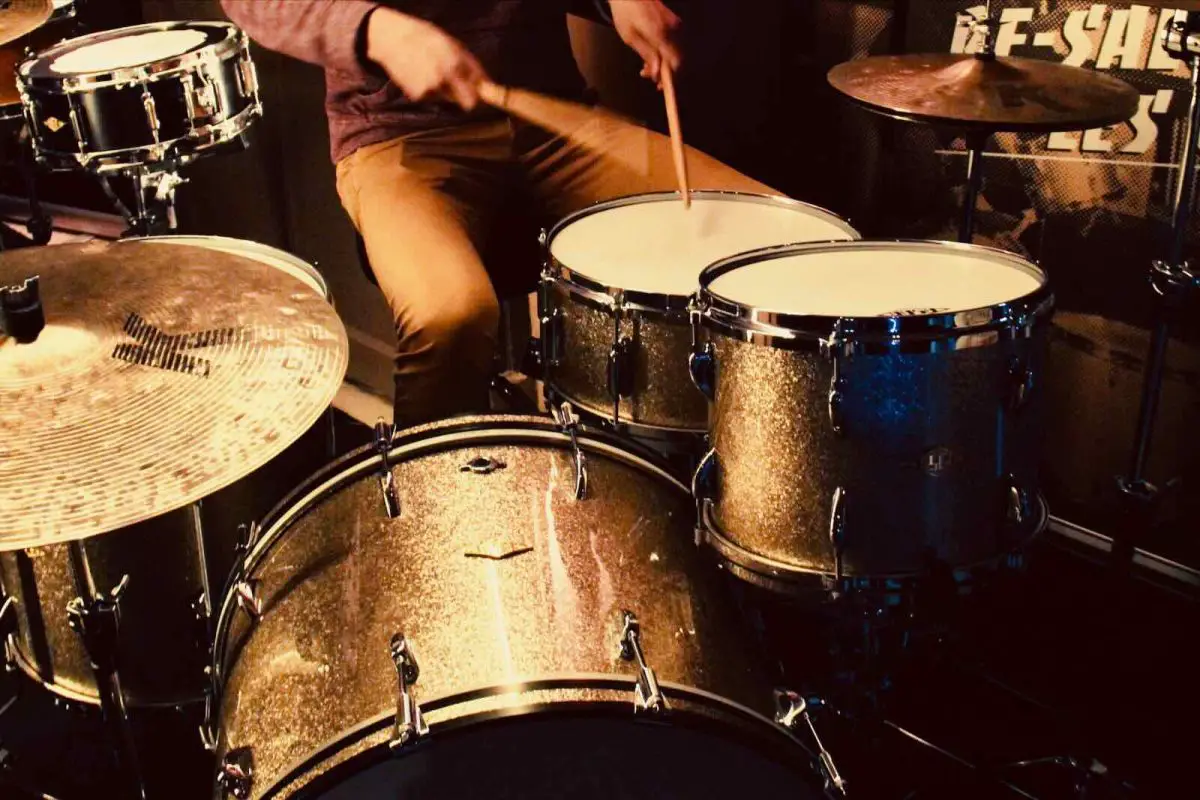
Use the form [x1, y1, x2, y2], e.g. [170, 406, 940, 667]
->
[17, 20, 260, 172]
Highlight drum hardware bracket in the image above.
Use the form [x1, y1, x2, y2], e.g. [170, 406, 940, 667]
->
[551, 402, 588, 500]
[829, 487, 848, 581]
[140, 89, 160, 143]
[461, 456, 507, 475]
[217, 747, 254, 799]
[687, 304, 716, 400]
[235, 521, 261, 556]
[233, 579, 262, 622]
[373, 418, 401, 518]
[0, 595, 17, 669]
[537, 266, 564, 370]
[1006, 355, 1034, 413]
[691, 448, 718, 546]
[773, 689, 847, 798]
[820, 320, 855, 435]
[388, 633, 429, 749]
[618, 610, 666, 713]
[606, 292, 633, 425]
[0, 275, 45, 344]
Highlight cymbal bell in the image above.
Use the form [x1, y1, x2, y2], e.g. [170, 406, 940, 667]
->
[0, 0, 51, 48]
[0, 239, 348, 551]
[828, 53, 1139, 133]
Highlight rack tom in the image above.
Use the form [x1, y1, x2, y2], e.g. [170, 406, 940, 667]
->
[209, 416, 823, 799]
[540, 192, 858, 448]
[691, 240, 1054, 589]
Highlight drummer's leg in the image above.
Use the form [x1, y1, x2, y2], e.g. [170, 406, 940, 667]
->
[517, 112, 779, 214]
[335, 122, 509, 427]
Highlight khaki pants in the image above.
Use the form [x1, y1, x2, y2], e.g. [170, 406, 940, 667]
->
[335, 113, 773, 427]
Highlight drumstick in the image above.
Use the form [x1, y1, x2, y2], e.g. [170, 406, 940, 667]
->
[660, 65, 691, 209]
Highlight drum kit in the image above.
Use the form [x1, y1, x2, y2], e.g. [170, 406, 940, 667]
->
[0, 2, 1194, 800]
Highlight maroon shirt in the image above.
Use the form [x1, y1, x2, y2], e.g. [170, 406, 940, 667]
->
[220, 1, 587, 162]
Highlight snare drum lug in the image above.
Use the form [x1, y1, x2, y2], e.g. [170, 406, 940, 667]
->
[217, 747, 254, 799]
[687, 342, 716, 401]
[67, 104, 87, 152]
[829, 487, 848, 580]
[141, 89, 161, 144]
[1006, 355, 1034, 412]
[552, 402, 589, 500]
[236, 56, 260, 100]
[540, 307, 564, 369]
[618, 610, 667, 714]
[389, 633, 429, 750]
[233, 580, 262, 622]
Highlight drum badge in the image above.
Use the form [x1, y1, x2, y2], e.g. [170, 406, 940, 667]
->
[922, 446, 954, 476]
[44, 117, 65, 133]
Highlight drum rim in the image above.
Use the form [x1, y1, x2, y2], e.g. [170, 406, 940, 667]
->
[18, 20, 244, 90]
[696, 239, 1055, 347]
[243, 677, 816, 800]
[118, 236, 330, 301]
[210, 415, 688, 684]
[545, 191, 861, 313]
[699, 494, 1049, 589]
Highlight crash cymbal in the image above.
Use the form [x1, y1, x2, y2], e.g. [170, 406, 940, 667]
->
[0, 0, 51, 48]
[0, 239, 348, 551]
[828, 54, 1139, 132]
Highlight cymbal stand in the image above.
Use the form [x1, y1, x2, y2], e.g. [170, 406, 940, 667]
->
[64, 541, 146, 800]
[957, 3, 999, 243]
[1114, 12, 1200, 569]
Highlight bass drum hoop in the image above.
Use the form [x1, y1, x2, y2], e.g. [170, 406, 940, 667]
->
[210, 417, 685, 685]
[255, 677, 815, 800]
[546, 190, 861, 315]
[697, 238, 1055, 349]
[17, 21, 245, 93]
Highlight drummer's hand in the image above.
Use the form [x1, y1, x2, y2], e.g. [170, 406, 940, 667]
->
[609, 0, 682, 85]
[365, 8, 489, 110]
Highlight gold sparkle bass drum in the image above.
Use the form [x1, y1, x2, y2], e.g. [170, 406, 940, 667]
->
[690, 240, 1054, 590]
[209, 415, 829, 799]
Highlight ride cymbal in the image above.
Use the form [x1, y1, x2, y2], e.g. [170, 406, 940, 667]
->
[0, 239, 348, 551]
[0, 0, 51, 48]
[828, 53, 1139, 132]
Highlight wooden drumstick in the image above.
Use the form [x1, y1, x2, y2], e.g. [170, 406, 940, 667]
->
[660, 64, 691, 209]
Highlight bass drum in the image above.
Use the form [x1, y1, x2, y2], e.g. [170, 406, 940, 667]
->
[211, 416, 821, 799]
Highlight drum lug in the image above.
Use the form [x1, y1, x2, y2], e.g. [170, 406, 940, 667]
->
[822, 320, 855, 435]
[217, 747, 254, 799]
[199, 688, 219, 752]
[236, 53, 260, 101]
[389, 633, 429, 750]
[540, 307, 564, 370]
[691, 448, 718, 545]
[552, 402, 589, 500]
[235, 521, 261, 556]
[0, 595, 17, 668]
[141, 89, 161, 145]
[607, 335, 635, 403]
[829, 487, 848, 580]
[1005, 477, 1032, 527]
[618, 610, 667, 714]
[373, 418, 401, 518]
[1006, 355, 1034, 412]
[773, 690, 847, 797]
[233, 580, 262, 622]
[688, 303, 716, 400]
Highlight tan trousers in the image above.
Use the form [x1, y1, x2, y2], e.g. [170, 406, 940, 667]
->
[335, 114, 773, 427]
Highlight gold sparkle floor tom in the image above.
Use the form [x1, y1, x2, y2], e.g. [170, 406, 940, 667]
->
[209, 415, 824, 799]
[540, 191, 859, 450]
[0, 236, 338, 708]
[690, 240, 1054, 589]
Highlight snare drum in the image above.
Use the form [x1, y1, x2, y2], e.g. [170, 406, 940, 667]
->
[209, 416, 823, 799]
[17, 20, 261, 172]
[541, 192, 858, 447]
[691, 240, 1054, 588]
[0, 237, 333, 708]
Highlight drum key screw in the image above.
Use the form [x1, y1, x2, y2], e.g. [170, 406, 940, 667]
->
[373, 418, 401, 518]
[551, 403, 588, 500]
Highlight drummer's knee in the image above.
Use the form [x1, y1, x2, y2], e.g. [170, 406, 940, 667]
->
[396, 290, 501, 373]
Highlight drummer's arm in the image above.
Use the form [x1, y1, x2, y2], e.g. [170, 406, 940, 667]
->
[219, 0, 379, 76]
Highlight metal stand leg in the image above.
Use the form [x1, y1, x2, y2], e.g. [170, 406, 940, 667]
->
[103, 168, 185, 238]
[958, 132, 988, 243]
[16, 125, 52, 247]
[64, 542, 146, 800]
[1114, 53, 1200, 569]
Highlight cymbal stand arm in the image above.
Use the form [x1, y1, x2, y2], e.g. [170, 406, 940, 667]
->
[65, 541, 146, 800]
[1116, 22, 1200, 565]
[959, 131, 988, 243]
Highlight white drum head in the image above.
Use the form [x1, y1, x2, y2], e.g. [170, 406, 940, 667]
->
[708, 242, 1044, 317]
[51, 29, 208, 74]
[550, 195, 857, 296]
